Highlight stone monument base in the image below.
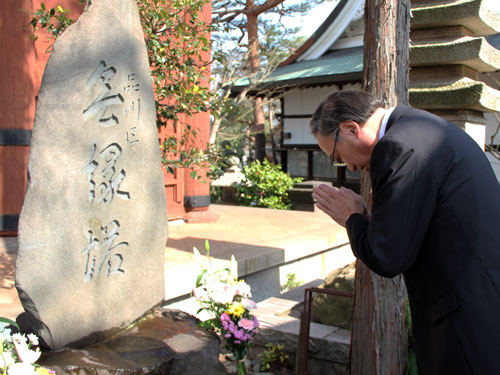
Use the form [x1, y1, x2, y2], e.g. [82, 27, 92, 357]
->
[38, 308, 225, 375]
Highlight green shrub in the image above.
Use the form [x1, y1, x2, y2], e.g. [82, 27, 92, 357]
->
[235, 159, 302, 210]
[281, 273, 304, 292]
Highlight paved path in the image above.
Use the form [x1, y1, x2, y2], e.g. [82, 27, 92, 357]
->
[1, 204, 350, 320]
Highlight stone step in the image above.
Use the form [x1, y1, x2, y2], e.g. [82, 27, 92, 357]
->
[165, 240, 354, 303]
[166, 279, 351, 374]
[288, 188, 315, 204]
[164, 205, 354, 303]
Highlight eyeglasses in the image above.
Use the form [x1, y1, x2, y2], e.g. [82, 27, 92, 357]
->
[330, 128, 347, 167]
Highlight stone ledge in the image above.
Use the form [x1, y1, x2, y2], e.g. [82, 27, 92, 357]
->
[410, 36, 500, 72]
[165, 239, 351, 301]
[410, 77, 500, 112]
[411, 0, 500, 36]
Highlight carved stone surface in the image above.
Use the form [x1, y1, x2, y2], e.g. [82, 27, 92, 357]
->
[38, 309, 224, 375]
[16, 0, 167, 350]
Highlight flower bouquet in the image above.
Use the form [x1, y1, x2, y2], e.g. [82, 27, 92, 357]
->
[192, 241, 259, 375]
[0, 318, 55, 375]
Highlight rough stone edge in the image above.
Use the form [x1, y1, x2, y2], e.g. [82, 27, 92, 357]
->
[410, 36, 500, 72]
[16, 0, 167, 349]
[411, 0, 500, 35]
[409, 78, 500, 112]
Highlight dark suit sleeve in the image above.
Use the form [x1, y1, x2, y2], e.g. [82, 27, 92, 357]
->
[346, 138, 439, 278]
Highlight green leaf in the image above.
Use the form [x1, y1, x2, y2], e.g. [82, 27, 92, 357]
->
[195, 269, 206, 288]
[0, 317, 19, 331]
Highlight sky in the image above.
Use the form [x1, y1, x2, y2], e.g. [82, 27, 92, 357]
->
[282, 1, 338, 38]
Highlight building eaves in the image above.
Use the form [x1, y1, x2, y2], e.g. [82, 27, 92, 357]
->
[230, 47, 363, 96]
[279, 0, 352, 66]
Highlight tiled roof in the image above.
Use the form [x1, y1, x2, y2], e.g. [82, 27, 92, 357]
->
[231, 47, 363, 95]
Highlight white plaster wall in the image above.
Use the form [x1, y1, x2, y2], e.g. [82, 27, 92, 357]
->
[486, 153, 500, 182]
[282, 83, 363, 146]
[342, 82, 363, 91]
[484, 111, 500, 181]
[283, 85, 339, 145]
[465, 122, 486, 150]
[283, 118, 306, 144]
[479, 71, 500, 181]
[284, 90, 304, 115]
[302, 86, 339, 114]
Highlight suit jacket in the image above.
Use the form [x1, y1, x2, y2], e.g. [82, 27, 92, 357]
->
[346, 106, 500, 374]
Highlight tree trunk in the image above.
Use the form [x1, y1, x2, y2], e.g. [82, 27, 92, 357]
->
[349, 1, 410, 374]
[267, 101, 278, 163]
[247, 1, 266, 161]
[209, 117, 221, 145]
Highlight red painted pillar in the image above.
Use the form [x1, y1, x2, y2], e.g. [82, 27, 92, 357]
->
[183, 110, 219, 223]
[182, 1, 218, 223]
[0, 0, 84, 235]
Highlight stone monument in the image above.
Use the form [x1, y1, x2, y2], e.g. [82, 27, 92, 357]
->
[16, 0, 168, 350]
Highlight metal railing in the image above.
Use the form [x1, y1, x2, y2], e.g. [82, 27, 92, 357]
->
[296, 287, 353, 375]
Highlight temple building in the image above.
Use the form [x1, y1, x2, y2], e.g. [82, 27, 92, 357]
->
[231, 0, 500, 189]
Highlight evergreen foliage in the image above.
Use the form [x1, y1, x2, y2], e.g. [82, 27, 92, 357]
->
[236, 159, 302, 210]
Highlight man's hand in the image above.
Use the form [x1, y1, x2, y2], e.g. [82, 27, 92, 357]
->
[312, 184, 368, 227]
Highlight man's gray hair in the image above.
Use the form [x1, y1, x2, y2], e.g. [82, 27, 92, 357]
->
[310, 90, 384, 136]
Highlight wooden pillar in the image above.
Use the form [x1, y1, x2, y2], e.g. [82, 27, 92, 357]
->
[349, 0, 410, 374]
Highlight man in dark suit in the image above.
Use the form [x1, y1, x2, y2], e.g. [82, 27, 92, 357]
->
[311, 90, 500, 374]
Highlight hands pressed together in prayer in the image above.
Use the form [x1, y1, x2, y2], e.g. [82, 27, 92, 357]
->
[312, 184, 368, 227]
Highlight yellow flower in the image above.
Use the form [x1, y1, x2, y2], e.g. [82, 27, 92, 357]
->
[36, 368, 54, 375]
[226, 302, 245, 318]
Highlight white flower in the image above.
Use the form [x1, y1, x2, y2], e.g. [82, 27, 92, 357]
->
[26, 334, 39, 347]
[241, 298, 257, 311]
[192, 287, 207, 300]
[234, 281, 251, 298]
[193, 247, 203, 265]
[11, 333, 25, 344]
[210, 283, 236, 304]
[0, 327, 12, 344]
[7, 362, 37, 375]
[0, 351, 16, 368]
[12, 335, 41, 364]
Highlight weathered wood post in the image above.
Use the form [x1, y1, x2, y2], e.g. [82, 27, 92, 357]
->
[349, 0, 411, 374]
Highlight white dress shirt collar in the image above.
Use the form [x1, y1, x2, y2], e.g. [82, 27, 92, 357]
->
[378, 107, 395, 140]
